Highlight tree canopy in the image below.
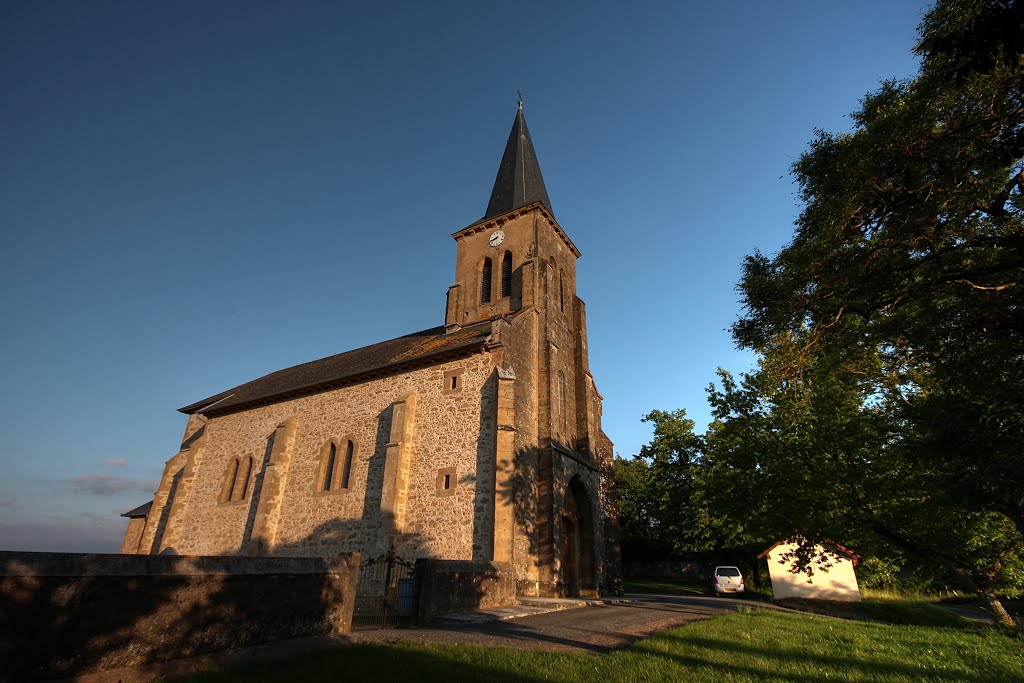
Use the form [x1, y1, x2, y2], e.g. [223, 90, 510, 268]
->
[616, 0, 1024, 625]
[721, 0, 1023, 619]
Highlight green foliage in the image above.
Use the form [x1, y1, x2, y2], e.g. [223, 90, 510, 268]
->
[700, 0, 1024, 605]
[636, 409, 716, 554]
[613, 410, 755, 559]
[855, 557, 904, 591]
[611, 455, 671, 559]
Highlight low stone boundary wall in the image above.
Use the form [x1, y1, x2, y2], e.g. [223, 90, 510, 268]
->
[416, 559, 515, 624]
[0, 551, 360, 682]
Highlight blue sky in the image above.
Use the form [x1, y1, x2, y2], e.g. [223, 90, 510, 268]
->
[0, 0, 925, 552]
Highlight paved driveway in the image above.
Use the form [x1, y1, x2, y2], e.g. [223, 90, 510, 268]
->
[350, 593, 756, 654]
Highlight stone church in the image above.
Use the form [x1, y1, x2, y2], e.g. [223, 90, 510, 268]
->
[120, 106, 621, 597]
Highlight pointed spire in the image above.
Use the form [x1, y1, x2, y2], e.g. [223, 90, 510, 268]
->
[484, 104, 554, 219]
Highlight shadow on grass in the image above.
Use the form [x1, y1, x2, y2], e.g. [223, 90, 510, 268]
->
[436, 621, 614, 654]
[776, 597, 974, 628]
[638, 616, 1007, 683]
[183, 642, 554, 683]
[637, 646, 997, 683]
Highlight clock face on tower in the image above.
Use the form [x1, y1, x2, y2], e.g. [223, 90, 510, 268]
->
[488, 230, 505, 248]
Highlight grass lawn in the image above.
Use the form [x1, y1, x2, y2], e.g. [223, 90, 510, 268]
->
[183, 608, 1022, 682]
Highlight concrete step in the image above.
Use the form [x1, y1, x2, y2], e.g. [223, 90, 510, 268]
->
[517, 597, 598, 610]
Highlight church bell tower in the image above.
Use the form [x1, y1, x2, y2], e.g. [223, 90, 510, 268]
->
[445, 105, 616, 597]
[445, 104, 581, 333]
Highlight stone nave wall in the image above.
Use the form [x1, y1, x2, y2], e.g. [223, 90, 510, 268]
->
[142, 352, 498, 563]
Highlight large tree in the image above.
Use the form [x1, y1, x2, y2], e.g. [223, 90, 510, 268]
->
[707, 0, 1024, 624]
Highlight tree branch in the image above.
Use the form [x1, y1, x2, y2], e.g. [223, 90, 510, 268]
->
[984, 168, 1024, 217]
[953, 279, 1017, 291]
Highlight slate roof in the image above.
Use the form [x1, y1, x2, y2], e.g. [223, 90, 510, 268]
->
[484, 105, 553, 219]
[179, 322, 493, 417]
[121, 501, 153, 518]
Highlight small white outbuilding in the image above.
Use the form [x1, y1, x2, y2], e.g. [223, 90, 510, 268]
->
[758, 540, 862, 602]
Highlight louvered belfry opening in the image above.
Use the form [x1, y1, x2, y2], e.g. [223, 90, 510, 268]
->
[481, 257, 493, 303]
[501, 251, 512, 298]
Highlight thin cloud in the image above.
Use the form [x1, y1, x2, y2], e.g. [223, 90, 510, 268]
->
[0, 515, 122, 553]
[101, 458, 126, 467]
[70, 474, 156, 496]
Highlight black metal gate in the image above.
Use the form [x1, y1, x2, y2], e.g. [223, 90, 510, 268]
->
[352, 549, 418, 630]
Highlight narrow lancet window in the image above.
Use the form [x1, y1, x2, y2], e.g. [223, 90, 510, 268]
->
[481, 258, 493, 303]
[221, 458, 240, 503]
[558, 371, 566, 421]
[341, 440, 353, 489]
[319, 439, 354, 492]
[233, 456, 253, 502]
[559, 270, 565, 312]
[322, 443, 337, 491]
[501, 251, 512, 298]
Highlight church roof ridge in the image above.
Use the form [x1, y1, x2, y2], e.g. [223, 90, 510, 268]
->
[483, 105, 553, 220]
[121, 501, 153, 518]
[179, 321, 493, 416]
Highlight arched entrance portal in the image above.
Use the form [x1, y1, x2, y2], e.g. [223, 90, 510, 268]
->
[560, 476, 596, 596]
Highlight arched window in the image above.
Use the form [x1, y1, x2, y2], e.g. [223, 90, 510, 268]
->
[481, 258, 493, 303]
[341, 440, 353, 489]
[500, 251, 512, 298]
